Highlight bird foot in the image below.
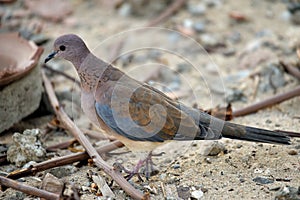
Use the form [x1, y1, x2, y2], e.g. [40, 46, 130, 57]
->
[113, 161, 144, 182]
[113, 152, 159, 181]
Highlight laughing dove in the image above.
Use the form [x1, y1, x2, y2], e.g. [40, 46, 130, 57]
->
[45, 34, 290, 152]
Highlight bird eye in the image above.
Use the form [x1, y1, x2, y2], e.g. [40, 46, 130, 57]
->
[59, 45, 66, 51]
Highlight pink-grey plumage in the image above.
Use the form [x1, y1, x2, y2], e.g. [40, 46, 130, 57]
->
[45, 34, 290, 152]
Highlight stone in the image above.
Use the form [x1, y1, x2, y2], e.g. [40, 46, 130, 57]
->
[191, 190, 204, 199]
[48, 165, 78, 178]
[41, 173, 64, 195]
[252, 176, 274, 184]
[287, 149, 298, 155]
[7, 129, 46, 167]
[193, 22, 206, 33]
[275, 186, 300, 200]
[188, 3, 206, 15]
[0, 65, 42, 133]
[173, 163, 181, 169]
[177, 186, 190, 199]
[198, 141, 226, 156]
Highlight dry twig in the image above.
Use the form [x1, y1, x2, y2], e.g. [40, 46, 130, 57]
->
[42, 70, 146, 199]
[233, 85, 300, 117]
[0, 176, 60, 200]
[280, 61, 300, 80]
[7, 141, 124, 180]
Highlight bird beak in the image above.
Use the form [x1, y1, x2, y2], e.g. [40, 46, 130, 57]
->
[44, 51, 58, 63]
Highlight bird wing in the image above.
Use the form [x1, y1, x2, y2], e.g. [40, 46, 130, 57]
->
[95, 80, 202, 142]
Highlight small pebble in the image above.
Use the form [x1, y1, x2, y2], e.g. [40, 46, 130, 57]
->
[253, 168, 264, 174]
[287, 149, 298, 155]
[265, 119, 272, 124]
[42, 173, 64, 195]
[159, 173, 167, 180]
[229, 11, 248, 22]
[118, 3, 132, 17]
[253, 176, 274, 184]
[183, 19, 193, 28]
[204, 158, 212, 164]
[173, 163, 181, 169]
[198, 141, 226, 156]
[177, 186, 190, 199]
[188, 3, 206, 15]
[280, 11, 291, 22]
[255, 29, 273, 38]
[81, 186, 90, 192]
[294, 145, 300, 149]
[193, 22, 206, 33]
[222, 48, 236, 56]
[227, 31, 241, 44]
[205, 0, 222, 7]
[22, 161, 37, 169]
[275, 186, 300, 200]
[200, 34, 219, 47]
[191, 190, 204, 199]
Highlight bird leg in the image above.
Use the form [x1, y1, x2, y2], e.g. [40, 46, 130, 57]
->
[113, 151, 159, 181]
[143, 151, 154, 180]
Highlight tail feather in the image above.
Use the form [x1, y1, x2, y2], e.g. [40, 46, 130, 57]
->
[222, 122, 291, 145]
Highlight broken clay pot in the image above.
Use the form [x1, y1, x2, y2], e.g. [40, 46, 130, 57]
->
[0, 32, 43, 86]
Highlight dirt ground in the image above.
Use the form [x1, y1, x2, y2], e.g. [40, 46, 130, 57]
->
[1, 0, 300, 199]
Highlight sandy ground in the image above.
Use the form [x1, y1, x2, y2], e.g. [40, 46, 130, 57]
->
[1, 0, 300, 199]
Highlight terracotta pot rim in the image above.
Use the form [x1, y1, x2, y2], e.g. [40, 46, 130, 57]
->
[0, 33, 44, 87]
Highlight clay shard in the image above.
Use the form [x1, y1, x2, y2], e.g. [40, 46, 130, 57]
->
[0, 32, 43, 86]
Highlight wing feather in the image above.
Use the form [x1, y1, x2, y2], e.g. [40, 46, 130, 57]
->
[95, 83, 200, 142]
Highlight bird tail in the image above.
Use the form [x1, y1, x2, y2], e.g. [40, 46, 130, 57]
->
[221, 122, 291, 145]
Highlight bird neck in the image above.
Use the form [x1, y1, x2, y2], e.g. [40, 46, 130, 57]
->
[72, 51, 90, 71]
[77, 54, 111, 93]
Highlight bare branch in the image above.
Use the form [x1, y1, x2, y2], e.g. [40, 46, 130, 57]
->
[0, 176, 60, 200]
[42, 70, 146, 200]
[233, 86, 300, 117]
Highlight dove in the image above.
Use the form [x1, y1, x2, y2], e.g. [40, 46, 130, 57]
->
[45, 34, 290, 179]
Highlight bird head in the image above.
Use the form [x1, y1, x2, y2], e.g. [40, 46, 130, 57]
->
[45, 34, 90, 68]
